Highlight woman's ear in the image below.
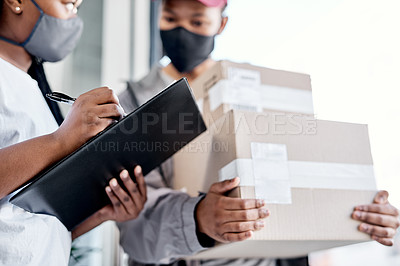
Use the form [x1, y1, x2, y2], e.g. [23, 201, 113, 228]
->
[217, 16, 228, 35]
[3, 0, 23, 15]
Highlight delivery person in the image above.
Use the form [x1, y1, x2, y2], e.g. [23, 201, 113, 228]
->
[117, 0, 400, 265]
[0, 0, 147, 265]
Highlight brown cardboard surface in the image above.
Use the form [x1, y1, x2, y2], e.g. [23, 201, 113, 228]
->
[173, 110, 376, 258]
[190, 60, 312, 100]
[189, 240, 369, 259]
[190, 188, 375, 259]
[200, 98, 315, 128]
[174, 110, 373, 196]
[190, 61, 314, 127]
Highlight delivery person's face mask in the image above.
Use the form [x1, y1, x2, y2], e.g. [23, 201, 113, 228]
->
[160, 27, 215, 73]
[0, 0, 83, 62]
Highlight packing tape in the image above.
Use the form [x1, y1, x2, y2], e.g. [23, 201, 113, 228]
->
[251, 143, 292, 204]
[218, 159, 376, 190]
[208, 79, 314, 114]
[218, 143, 376, 203]
[288, 161, 376, 190]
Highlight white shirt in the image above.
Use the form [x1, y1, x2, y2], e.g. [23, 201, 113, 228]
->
[0, 58, 71, 266]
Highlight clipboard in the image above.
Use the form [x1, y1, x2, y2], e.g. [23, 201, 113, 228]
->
[10, 78, 206, 230]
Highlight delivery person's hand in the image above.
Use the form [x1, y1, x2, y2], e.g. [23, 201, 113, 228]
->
[54, 87, 124, 153]
[71, 166, 147, 240]
[195, 177, 269, 243]
[352, 190, 399, 246]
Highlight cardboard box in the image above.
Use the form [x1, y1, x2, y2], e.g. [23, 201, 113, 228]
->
[190, 61, 314, 126]
[173, 110, 377, 258]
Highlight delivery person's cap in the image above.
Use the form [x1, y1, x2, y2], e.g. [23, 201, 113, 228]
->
[196, 0, 227, 8]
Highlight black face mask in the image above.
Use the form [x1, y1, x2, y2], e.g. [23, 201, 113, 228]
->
[160, 27, 215, 73]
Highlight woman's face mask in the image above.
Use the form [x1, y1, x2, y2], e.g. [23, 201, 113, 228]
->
[160, 27, 215, 73]
[0, 0, 83, 62]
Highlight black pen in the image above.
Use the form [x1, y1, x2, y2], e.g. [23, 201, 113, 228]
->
[46, 92, 76, 105]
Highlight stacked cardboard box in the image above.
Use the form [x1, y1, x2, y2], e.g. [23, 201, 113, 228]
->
[173, 61, 377, 258]
[190, 60, 314, 127]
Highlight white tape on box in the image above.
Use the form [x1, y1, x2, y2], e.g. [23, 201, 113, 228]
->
[218, 143, 377, 203]
[251, 143, 292, 204]
[288, 161, 377, 190]
[227, 67, 261, 87]
[218, 159, 254, 186]
[207, 79, 314, 114]
[208, 80, 262, 112]
[259, 84, 314, 114]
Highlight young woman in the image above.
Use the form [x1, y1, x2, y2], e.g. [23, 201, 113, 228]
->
[117, 0, 399, 266]
[0, 0, 147, 265]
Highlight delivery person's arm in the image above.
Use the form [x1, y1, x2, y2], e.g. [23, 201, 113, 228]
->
[0, 87, 124, 199]
[118, 175, 268, 264]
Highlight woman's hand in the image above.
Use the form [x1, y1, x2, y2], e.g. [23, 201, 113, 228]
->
[72, 166, 147, 240]
[352, 190, 399, 246]
[53, 87, 125, 153]
[99, 166, 147, 222]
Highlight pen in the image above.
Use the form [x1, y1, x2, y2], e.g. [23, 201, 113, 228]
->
[46, 92, 76, 105]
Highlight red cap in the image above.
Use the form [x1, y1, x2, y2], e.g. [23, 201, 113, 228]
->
[196, 0, 227, 8]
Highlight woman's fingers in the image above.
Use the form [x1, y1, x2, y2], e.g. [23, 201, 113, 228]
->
[109, 178, 136, 215]
[134, 166, 147, 201]
[105, 185, 123, 217]
[96, 103, 124, 120]
[103, 167, 147, 222]
[120, 169, 143, 211]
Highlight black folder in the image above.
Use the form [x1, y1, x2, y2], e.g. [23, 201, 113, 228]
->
[10, 78, 206, 230]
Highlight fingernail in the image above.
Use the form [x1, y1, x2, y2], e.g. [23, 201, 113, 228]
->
[245, 231, 252, 237]
[355, 206, 364, 211]
[354, 211, 361, 219]
[106, 186, 111, 193]
[136, 165, 142, 174]
[372, 235, 379, 241]
[230, 177, 239, 183]
[379, 196, 386, 203]
[256, 199, 265, 207]
[256, 220, 264, 228]
[260, 209, 269, 217]
[360, 224, 368, 232]
[121, 170, 128, 179]
[111, 179, 118, 187]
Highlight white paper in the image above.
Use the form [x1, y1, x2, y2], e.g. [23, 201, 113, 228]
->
[228, 67, 261, 87]
[207, 79, 314, 114]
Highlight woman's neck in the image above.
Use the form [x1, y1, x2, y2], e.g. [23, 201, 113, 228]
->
[0, 40, 32, 72]
[162, 58, 216, 84]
